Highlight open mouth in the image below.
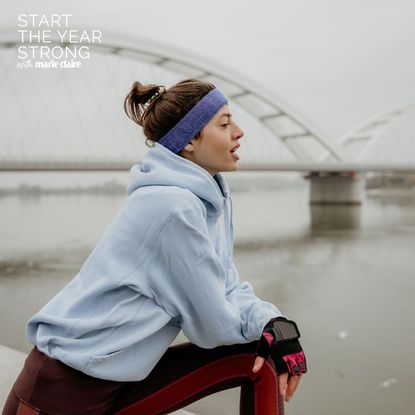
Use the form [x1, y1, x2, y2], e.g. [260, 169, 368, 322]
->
[231, 144, 240, 160]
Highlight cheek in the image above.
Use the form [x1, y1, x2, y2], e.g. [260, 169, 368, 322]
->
[200, 131, 230, 158]
[214, 141, 230, 157]
[215, 134, 231, 151]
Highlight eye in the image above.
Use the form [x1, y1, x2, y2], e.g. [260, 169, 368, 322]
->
[221, 123, 230, 128]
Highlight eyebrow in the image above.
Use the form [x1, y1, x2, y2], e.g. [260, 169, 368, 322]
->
[218, 113, 232, 119]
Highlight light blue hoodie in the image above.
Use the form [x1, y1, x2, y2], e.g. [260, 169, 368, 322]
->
[27, 143, 282, 381]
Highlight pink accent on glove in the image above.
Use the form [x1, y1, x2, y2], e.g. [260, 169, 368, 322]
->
[282, 352, 307, 374]
[263, 332, 274, 348]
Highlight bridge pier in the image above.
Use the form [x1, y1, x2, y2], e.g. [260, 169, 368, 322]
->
[306, 171, 365, 205]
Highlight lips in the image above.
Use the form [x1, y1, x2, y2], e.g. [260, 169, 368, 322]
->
[231, 144, 240, 161]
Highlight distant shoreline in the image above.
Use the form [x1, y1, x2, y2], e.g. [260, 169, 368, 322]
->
[1, 171, 414, 197]
[0, 181, 126, 197]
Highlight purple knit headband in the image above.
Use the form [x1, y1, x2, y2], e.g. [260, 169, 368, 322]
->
[158, 88, 228, 153]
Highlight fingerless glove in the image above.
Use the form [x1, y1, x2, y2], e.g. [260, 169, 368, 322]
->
[256, 317, 307, 375]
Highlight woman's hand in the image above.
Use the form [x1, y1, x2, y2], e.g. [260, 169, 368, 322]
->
[252, 356, 302, 402]
[253, 317, 307, 402]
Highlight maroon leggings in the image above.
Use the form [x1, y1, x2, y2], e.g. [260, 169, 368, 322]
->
[3, 342, 283, 415]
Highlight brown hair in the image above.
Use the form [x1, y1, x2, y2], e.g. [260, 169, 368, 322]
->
[123, 78, 215, 143]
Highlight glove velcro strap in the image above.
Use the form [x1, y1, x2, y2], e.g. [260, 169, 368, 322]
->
[269, 318, 301, 348]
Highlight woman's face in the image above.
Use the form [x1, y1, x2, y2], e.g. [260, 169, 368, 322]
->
[181, 105, 244, 175]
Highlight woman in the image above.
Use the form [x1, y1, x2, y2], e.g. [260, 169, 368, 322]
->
[3, 79, 307, 415]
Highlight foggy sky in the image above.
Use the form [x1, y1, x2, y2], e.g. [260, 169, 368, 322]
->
[2, 0, 415, 140]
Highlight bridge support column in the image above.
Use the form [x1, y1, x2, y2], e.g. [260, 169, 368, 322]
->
[307, 172, 365, 204]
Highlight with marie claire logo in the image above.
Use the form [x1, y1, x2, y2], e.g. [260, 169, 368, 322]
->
[17, 14, 103, 69]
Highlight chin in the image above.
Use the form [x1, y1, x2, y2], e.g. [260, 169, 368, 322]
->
[230, 162, 239, 172]
[217, 162, 239, 174]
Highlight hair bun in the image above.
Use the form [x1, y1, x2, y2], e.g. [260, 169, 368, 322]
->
[131, 82, 165, 105]
[124, 81, 166, 127]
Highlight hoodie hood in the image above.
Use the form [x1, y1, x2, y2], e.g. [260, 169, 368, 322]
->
[127, 142, 230, 218]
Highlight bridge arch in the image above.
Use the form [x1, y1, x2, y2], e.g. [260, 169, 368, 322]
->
[0, 29, 344, 170]
[339, 104, 415, 165]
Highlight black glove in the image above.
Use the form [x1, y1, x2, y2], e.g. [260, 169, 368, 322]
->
[256, 317, 307, 375]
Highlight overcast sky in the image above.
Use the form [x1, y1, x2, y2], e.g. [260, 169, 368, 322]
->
[2, 0, 415, 140]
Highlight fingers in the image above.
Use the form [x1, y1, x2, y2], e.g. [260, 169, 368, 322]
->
[254, 357, 303, 402]
[252, 356, 265, 373]
[278, 372, 288, 400]
[285, 374, 302, 402]
[283, 352, 307, 375]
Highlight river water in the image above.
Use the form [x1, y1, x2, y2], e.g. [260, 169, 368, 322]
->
[0, 171, 414, 415]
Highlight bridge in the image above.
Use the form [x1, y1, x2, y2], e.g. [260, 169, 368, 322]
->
[1, 30, 414, 203]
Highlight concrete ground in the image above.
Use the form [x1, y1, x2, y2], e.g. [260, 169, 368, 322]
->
[0, 344, 195, 414]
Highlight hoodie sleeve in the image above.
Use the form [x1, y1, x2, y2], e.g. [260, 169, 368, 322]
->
[149, 208, 280, 348]
[224, 261, 284, 338]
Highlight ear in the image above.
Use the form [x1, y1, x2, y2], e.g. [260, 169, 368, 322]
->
[183, 142, 194, 153]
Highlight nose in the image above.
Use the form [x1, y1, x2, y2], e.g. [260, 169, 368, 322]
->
[232, 122, 244, 140]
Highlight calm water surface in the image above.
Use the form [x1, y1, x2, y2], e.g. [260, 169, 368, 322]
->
[0, 172, 414, 415]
